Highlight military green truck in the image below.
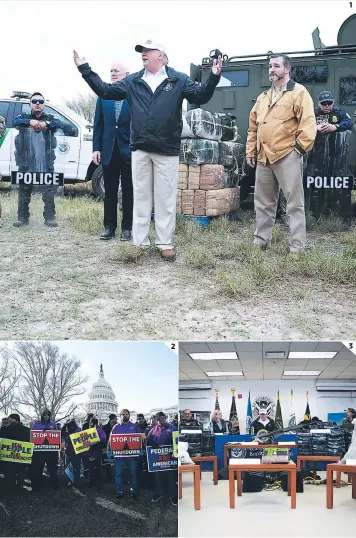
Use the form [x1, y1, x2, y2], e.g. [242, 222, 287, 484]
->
[189, 14, 356, 182]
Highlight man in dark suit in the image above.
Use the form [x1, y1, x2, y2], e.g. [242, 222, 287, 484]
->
[93, 62, 133, 240]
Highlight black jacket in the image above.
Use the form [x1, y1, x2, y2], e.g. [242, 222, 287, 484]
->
[0, 422, 31, 442]
[251, 418, 277, 434]
[78, 63, 220, 156]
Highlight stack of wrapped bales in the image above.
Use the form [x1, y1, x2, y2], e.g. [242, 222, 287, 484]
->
[177, 108, 244, 217]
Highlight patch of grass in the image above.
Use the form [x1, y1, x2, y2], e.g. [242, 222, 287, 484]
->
[184, 247, 216, 269]
[213, 267, 256, 299]
[60, 197, 103, 235]
[111, 243, 153, 264]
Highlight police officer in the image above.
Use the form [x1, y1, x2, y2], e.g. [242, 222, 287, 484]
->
[13, 92, 60, 228]
[307, 90, 353, 217]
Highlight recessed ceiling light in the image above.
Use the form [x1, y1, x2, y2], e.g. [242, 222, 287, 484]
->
[190, 352, 238, 361]
[205, 371, 244, 377]
[288, 352, 337, 359]
[264, 352, 286, 359]
[283, 371, 322, 376]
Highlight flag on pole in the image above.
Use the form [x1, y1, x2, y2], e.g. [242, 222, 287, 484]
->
[288, 389, 296, 431]
[214, 389, 220, 411]
[229, 388, 240, 434]
[275, 390, 283, 430]
[246, 391, 252, 434]
[304, 391, 311, 420]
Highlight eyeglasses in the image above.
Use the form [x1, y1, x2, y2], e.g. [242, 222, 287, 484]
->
[321, 101, 333, 106]
[31, 99, 44, 105]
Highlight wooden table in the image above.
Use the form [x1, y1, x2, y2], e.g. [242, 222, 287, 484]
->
[223, 444, 297, 468]
[229, 460, 297, 509]
[297, 455, 341, 487]
[326, 463, 356, 509]
[191, 456, 218, 485]
[178, 463, 201, 510]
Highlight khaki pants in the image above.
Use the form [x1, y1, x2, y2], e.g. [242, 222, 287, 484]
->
[131, 150, 179, 250]
[254, 150, 306, 252]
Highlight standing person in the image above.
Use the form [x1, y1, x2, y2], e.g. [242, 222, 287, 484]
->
[102, 413, 118, 443]
[74, 43, 222, 261]
[307, 90, 353, 214]
[136, 413, 149, 434]
[30, 409, 60, 492]
[86, 418, 106, 489]
[246, 54, 316, 256]
[93, 62, 133, 241]
[110, 409, 140, 500]
[146, 412, 178, 505]
[210, 410, 229, 434]
[13, 93, 61, 228]
[251, 409, 277, 435]
[61, 419, 82, 487]
[0, 413, 30, 491]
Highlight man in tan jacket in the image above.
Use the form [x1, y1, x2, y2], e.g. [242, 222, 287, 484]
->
[246, 54, 317, 254]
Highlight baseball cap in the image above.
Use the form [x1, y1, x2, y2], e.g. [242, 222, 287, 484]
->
[318, 90, 334, 103]
[135, 40, 167, 54]
[259, 408, 268, 414]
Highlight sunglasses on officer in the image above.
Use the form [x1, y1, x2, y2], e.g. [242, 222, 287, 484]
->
[321, 101, 333, 106]
[31, 99, 44, 105]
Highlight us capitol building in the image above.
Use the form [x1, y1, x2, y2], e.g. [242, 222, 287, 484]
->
[86, 364, 119, 423]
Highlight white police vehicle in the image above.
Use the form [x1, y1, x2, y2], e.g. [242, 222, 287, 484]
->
[0, 91, 104, 198]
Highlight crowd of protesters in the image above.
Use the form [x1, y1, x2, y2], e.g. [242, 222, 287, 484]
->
[0, 408, 178, 505]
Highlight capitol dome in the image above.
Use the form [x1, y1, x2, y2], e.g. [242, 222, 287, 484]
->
[86, 364, 118, 423]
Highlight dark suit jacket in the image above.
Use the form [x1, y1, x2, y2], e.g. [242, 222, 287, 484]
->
[93, 98, 131, 165]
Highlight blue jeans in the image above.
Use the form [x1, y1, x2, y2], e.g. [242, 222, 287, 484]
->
[115, 458, 138, 493]
[67, 455, 81, 485]
[154, 470, 177, 498]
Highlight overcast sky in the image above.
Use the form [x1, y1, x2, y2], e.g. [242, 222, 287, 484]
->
[0, 0, 354, 105]
[1, 341, 178, 416]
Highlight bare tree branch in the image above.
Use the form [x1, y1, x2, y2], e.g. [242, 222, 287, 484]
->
[64, 92, 97, 124]
[0, 352, 21, 414]
[2, 342, 89, 421]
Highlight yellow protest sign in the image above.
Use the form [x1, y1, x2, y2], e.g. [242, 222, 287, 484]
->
[0, 438, 34, 464]
[173, 431, 178, 458]
[70, 427, 100, 455]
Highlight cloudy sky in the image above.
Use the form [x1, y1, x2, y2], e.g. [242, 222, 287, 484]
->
[0, 0, 354, 106]
[1, 341, 178, 416]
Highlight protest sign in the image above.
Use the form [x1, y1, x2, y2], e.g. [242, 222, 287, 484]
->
[70, 428, 100, 455]
[0, 438, 34, 464]
[173, 431, 178, 458]
[110, 433, 142, 457]
[146, 445, 178, 472]
[31, 430, 61, 451]
[65, 462, 75, 483]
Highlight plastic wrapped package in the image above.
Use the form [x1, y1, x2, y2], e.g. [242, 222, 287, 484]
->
[180, 139, 220, 165]
[224, 168, 239, 188]
[193, 190, 206, 216]
[176, 188, 182, 214]
[327, 429, 345, 456]
[201, 432, 215, 456]
[205, 187, 239, 216]
[311, 433, 327, 456]
[199, 164, 226, 190]
[296, 433, 312, 455]
[184, 432, 202, 457]
[215, 113, 237, 142]
[218, 141, 244, 169]
[181, 189, 194, 215]
[185, 109, 223, 141]
[178, 164, 188, 189]
[188, 165, 200, 190]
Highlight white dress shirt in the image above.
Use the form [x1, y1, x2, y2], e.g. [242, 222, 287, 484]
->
[142, 65, 168, 93]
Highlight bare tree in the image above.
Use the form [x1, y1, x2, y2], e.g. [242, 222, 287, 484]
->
[64, 92, 97, 124]
[2, 342, 89, 422]
[0, 353, 21, 415]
